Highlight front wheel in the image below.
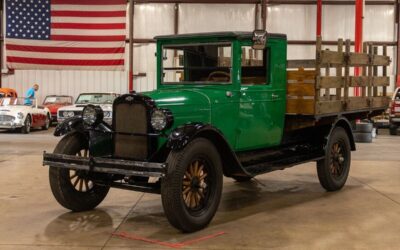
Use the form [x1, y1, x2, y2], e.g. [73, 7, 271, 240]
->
[161, 138, 223, 233]
[317, 127, 351, 192]
[49, 133, 110, 212]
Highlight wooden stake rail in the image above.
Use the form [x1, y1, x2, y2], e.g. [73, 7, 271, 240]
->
[287, 36, 391, 116]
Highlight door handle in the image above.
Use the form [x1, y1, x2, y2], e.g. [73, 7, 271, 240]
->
[271, 94, 279, 100]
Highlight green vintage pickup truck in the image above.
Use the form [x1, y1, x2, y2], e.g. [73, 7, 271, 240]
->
[44, 31, 390, 232]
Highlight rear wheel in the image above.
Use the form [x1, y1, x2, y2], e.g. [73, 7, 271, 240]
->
[389, 124, 398, 135]
[317, 127, 351, 192]
[161, 138, 223, 233]
[21, 115, 31, 134]
[49, 133, 110, 212]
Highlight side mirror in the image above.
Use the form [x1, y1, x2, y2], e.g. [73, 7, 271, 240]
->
[252, 30, 268, 50]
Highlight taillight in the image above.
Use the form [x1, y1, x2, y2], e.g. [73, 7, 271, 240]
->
[391, 100, 400, 114]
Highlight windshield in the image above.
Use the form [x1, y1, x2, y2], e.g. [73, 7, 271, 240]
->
[75, 94, 117, 105]
[0, 97, 36, 106]
[162, 42, 232, 85]
[44, 96, 72, 105]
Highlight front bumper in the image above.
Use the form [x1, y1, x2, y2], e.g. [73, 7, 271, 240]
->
[0, 121, 23, 129]
[43, 152, 166, 178]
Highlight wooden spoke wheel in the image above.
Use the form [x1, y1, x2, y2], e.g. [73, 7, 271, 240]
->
[161, 138, 223, 233]
[317, 127, 351, 192]
[182, 160, 209, 212]
[49, 134, 110, 212]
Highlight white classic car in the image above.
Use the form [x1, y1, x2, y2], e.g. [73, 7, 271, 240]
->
[0, 97, 51, 134]
[57, 93, 119, 125]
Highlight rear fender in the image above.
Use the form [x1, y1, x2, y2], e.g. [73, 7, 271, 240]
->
[167, 123, 249, 177]
[329, 117, 356, 151]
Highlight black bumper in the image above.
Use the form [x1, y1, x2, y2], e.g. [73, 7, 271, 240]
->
[43, 152, 166, 178]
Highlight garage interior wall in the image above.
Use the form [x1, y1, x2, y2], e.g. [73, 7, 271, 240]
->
[1, 3, 396, 102]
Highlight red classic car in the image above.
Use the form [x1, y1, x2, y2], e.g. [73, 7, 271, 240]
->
[42, 95, 73, 124]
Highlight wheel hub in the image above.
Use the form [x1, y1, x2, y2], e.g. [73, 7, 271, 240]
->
[182, 160, 208, 209]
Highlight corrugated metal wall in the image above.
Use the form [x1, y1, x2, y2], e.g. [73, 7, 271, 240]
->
[1, 3, 397, 103]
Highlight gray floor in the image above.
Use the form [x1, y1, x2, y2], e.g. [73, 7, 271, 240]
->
[0, 127, 399, 249]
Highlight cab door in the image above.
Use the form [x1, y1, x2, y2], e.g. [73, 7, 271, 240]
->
[235, 41, 287, 151]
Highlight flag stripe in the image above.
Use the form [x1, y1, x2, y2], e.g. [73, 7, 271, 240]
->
[7, 63, 125, 70]
[51, 23, 126, 29]
[52, 10, 126, 18]
[7, 57, 124, 66]
[52, 4, 126, 11]
[7, 51, 124, 60]
[51, 35, 126, 42]
[6, 39, 125, 48]
[51, 29, 125, 36]
[6, 44, 125, 54]
[52, 16, 126, 24]
[52, 0, 126, 5]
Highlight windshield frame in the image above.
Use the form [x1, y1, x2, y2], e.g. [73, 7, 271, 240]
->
[0, 97, 37, 107]
[75, 93, 117, 105]
[43, 96, 73, 105]
[161, 41, 234, 86]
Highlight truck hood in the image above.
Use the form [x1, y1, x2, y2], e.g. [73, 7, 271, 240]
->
[143, 88, 212, 124]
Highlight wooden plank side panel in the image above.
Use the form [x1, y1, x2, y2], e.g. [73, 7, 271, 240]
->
[316, 100, 343, 114]
[371, 96, 390, 108]
[317, 76, 343, 89]
[287, 69, 316, 81]
[349, 76, 369, 87]
[372, 76, 390, 87]
[287, 60, 316, 69]
[320, 50, 344, 65]
[372, 55, 391, 66]
[287, 83, 315, 97]
[286, 99, 315, 115]
[346, 97, 369, 111]
[348, 53, 369, 66]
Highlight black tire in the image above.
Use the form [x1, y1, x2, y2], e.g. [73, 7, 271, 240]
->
[232, 175, 253, 183]
[389, 125, 398, 135]
[49, 133, 110, 212]
[161, 138, 223, 233]
[355, 122, 373, 133]
[317, 127, 351, 192]
[21, 115, 31, 134]
[353, 132, 373, 143]
[42, 114, 50, 130]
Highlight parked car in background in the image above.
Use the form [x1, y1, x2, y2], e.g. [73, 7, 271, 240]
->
[389, 87, 400, 135]
[43, 95, 73, 124]
[0, 88, 18, 98]
[0, 97, 50, 134]
[57, 93, 119, 125]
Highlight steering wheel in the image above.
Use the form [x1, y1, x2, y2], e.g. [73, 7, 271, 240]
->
[207, 71, 231, 82]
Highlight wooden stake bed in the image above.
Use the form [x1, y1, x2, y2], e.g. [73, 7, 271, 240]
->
[286, 36, 391, 118]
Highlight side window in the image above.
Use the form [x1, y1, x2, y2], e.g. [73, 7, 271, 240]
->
[241, 46, 269, 85]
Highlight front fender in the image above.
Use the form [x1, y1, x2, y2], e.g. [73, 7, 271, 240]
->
[167, 123, 250, 177]
[54, 116, 85, 137]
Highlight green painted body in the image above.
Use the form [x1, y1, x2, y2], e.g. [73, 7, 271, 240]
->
[143, 33, 287, 152]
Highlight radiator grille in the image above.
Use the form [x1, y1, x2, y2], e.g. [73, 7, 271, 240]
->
[114, 103, 148, 160]
[0, 115, 14, 122]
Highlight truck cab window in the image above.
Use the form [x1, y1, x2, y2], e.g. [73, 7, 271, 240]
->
[241, 46, 269, 85]
[162, 43, 232, 84]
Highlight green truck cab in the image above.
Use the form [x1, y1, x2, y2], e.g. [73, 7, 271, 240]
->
[44, 31, 390, 233]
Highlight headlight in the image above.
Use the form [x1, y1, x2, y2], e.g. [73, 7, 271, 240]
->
[63, 111, 74, 118]
[151, 109, 173, 131]
[104, 111, 112, 118]
[82, 105, 103, 126]
[17, 112, 24, 119]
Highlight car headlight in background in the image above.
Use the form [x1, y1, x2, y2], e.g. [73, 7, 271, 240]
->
[150, 109, 173, 131]
[82, 105, 104, 126]
[63, 111, 75, 118]
[17, 112, 24, 119]
[104, 111, 112, 119]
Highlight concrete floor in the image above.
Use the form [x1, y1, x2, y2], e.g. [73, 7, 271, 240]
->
[0, 128, 399, 250]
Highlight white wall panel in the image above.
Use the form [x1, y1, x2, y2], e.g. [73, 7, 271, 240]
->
[134, 4, 175, 38]
[179, 4, 255, 33]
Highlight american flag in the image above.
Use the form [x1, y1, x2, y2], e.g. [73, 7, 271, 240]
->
[5, 0, 126, 71]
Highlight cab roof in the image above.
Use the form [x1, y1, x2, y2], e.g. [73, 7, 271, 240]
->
[154, 31, 286, 41]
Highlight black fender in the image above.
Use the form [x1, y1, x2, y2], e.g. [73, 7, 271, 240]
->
[167, 123, 250, 177]
[328, 117, 356, 151]
[54, 116, 85, 137]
